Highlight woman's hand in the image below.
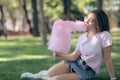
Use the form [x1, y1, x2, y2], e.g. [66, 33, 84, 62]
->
[53, 52, 63, 59]
[53, 50, 81, 61]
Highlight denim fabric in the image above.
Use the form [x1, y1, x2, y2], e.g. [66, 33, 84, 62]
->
[65, 58, 95, 80]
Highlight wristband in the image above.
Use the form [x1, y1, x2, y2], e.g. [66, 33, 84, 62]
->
[111, 77, 116, 80]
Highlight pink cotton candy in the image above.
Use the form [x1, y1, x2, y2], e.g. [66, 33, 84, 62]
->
[48, 19, 86, 53]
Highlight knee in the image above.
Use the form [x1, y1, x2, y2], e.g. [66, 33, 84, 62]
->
[47, 70, 52, 77]
[48, 69, 56, 77]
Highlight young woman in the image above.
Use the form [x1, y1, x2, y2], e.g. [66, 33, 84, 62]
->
[21, 10, 116, 80]
[47, 10, 116, 80]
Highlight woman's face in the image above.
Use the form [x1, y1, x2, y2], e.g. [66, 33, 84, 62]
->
[84, 12, 99, 31]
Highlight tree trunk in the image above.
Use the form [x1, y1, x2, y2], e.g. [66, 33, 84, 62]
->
[31, 0, 39, 36]
[97, 0, 103, 10]
[0, 4, 7, 38]
[23, 0, 33, 34]
[62, 0, 71, 20]
[39, 0, 47, 45]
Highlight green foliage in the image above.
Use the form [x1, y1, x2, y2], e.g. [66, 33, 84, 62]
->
[43, 0, 96, 22]
[0, 0, 97, 23]
[72, 0, 95, 11]
[44, 0, 63, 21]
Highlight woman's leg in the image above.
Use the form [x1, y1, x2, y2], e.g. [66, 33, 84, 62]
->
[48, 73, 79, 80]
[48, 61, 69, 77]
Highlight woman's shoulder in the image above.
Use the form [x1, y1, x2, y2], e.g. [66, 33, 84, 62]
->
[99, 31, 112, 40]
[99, 31, 112, 47]
[99, 31, 111, 37]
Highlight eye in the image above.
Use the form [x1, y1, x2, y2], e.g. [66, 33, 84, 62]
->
[89, 19, 96, 23]
[84, 16, 96, 24]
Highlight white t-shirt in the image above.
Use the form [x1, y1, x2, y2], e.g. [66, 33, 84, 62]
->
[76, 31, 112, 73]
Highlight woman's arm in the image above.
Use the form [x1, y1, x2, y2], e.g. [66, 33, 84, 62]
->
[103, 46, 116, 80]
[54, 50, 81, 61]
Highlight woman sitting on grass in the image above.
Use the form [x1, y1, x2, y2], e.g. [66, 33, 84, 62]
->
[21, 9, 116, 80]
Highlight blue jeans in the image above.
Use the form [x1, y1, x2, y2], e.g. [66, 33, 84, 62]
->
[65, 58, 95, 80]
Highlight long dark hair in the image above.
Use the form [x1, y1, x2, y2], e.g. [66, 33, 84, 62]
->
[91, 10, 110, 32]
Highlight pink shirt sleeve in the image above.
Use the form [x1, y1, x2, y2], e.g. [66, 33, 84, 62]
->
[101, 31, 112, 48]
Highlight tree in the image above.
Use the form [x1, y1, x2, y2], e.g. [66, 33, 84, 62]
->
[39, 0, 47, 45]
[97, 0, 103, 10]
[62, 0, 71, 20]
[31, 0, 39, 36]
[22, 0, 33, 34]
[0, 4, 7, 38]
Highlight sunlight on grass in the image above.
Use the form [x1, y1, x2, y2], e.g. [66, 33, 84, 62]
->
[112, 52, 120, 58]
[112, 36, 120, 40]
[0, 41, 17, 46]
[0, 55, 51, 62]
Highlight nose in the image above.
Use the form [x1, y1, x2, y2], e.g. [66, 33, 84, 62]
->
[84, 19, 89, 24]
[84, 17, 89, 24]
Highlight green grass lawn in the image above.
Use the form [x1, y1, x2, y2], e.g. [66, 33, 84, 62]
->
[0, 31, 120, 80]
